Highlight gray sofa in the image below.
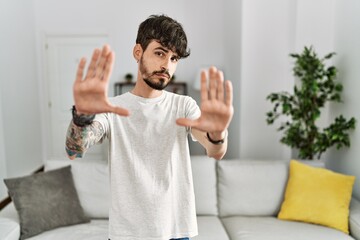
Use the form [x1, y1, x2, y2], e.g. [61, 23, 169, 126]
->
[1, 156, 360, 240]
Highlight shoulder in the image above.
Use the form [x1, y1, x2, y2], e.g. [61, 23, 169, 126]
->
[108, 93, 131, 105]
[164, 91, 200, 119]
[164, 91, 197, 107]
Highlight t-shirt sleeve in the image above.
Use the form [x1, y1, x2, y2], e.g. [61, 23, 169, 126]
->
[184, 96, 201, 140]
[185, 96, 201, 120]
[93, 113, 111, 142]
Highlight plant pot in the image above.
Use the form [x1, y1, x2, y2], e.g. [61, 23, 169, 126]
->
[293, 159, 325, 168]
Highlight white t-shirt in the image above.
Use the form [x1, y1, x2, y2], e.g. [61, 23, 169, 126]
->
[94, 91, 201, 240]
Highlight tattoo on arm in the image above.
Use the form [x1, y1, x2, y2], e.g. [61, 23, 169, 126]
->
[65, 120, 105, 158]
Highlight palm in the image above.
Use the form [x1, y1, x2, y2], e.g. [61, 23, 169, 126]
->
[196, 100, 233, 132]
[176, 67, 233, 133]
[73, 45, 129, 116]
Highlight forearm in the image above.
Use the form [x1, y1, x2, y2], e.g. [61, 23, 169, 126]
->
[192, 129, 228, 160]
[205, 131, 228, 160]
[65, 120, 105, 159]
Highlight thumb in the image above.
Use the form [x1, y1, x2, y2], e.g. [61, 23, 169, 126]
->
[176, 118, 197, 127]
[109, 105, 130, 117]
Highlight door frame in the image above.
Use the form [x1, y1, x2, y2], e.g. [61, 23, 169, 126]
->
[38, 33, 110, 161]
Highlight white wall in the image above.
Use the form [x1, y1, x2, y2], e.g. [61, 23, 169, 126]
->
[327, 0, 360, 199]
[0, 92, 7, 199]
[32, 0, 227, 157]
[294, 0, 335, 54]
[0, 0, 43, 184]
[2, 0, 360, 193]
[0, 0, 228, 183]
[223, 0, 242, 159]
[239, 0, 360, 200]
[239, 0, 295, 160]
[0, 0, 7, 197]
[33, 0, 225, 91]
[238, 0, 337, 160]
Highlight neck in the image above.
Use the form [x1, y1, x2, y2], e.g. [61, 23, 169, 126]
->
[131, 77, 163, 98]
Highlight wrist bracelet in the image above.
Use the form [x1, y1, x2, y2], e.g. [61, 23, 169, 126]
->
[206, 132, 226, 145]
[72, 105, 96, 127]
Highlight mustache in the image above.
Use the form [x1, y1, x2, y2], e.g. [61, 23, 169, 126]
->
[151, 69, 171, 79]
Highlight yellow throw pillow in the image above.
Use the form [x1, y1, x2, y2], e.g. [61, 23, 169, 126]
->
[278, 160, 355, 234]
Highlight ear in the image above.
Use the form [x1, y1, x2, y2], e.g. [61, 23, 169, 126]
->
[133, 44, 143, 62]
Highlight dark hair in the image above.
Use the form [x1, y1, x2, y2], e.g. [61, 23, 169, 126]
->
[136, 14, 190, 59]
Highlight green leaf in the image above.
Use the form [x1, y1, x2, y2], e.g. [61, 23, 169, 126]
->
[266, 112, 273, 117]
[282, 103, 291, 113]
[335, 83, 343, 92]
[290, 53, 300, 58]
[324, 52, 336, 59]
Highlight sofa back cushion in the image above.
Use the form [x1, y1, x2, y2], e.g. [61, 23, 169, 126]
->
[191, 156, 218, 216]
[218, 159, 288, 217]
[44, 159, 110, 219]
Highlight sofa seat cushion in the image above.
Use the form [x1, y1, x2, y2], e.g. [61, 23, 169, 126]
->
[26, 220, 108, 240]
[194, 216, 229, 240]
[221, 216, 355, 240]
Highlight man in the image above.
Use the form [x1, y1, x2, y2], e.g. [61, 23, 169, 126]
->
[66, 15, 233, 240]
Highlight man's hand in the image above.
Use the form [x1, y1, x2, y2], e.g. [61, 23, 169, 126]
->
[73, 44, 129, 116]
[176, 66, 233, 138]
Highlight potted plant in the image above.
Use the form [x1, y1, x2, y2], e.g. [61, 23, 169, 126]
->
[125, 73, 133, 83]
[266, 46, 356, 160]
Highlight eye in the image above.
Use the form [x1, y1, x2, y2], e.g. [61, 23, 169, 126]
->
[155, 51, 165, 57]
[171, 56, 179, 62]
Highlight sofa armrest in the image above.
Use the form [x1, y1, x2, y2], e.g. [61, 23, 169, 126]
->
[0, 218, 20, 240]
[0, 203, 20, 240]
[350, 197, 360, 239]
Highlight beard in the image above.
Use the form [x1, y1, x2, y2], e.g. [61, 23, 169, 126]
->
[139, 57, 172, 90]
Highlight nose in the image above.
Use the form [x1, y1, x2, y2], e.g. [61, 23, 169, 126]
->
[160, 61, 169, 71]
[160, 57, 172, 71]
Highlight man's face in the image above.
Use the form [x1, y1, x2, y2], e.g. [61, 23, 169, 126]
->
[139, 41, 179, 90]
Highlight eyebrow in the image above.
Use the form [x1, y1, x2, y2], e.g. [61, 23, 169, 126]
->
[154, 46, 180, 59]
[154, 47, 169, 53]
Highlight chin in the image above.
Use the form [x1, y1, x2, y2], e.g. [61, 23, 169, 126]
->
[144, 78, 169, 90]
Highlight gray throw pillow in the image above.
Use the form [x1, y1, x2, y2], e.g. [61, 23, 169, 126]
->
[4, 166, 90, 240]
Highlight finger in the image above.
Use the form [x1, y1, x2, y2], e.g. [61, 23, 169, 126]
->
[85, 48, 101, 79]
[217, 70, 225, 102]
[75, 58, 86, 83]
[102, 51, 115, 82]
[111, 106, 130, 117]
[96, 45, 111, 79]
[200, 70, 208, 103]
[225, 80, 233, 106]
[105, 104, 130, 116]
[176, 118, 198, 127]
[209, 66, 217, 99]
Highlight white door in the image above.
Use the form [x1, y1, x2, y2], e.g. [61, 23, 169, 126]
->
[45, 35, 109, 160]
